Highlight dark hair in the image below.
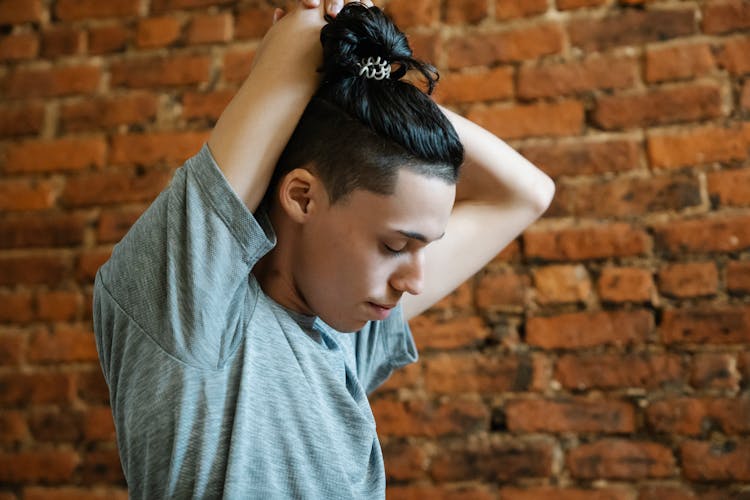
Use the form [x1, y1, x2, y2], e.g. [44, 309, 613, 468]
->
[269, 2, 464, 205]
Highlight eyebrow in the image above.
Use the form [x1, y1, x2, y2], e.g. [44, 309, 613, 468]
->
[397, 230, 446, 243]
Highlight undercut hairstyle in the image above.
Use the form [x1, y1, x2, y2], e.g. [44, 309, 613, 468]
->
[268, 2, 464, 205]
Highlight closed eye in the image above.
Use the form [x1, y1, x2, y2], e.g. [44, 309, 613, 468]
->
[383, 243, 407, 256]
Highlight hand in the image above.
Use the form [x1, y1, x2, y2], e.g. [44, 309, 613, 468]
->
[273, 0, 375, 24]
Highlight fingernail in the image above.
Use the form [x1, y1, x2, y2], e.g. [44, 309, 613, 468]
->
[272, 7, 283, 23]
[329, 0, 342, 15]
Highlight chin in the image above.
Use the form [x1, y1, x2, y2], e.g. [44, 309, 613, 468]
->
[321, 314, 368, 334]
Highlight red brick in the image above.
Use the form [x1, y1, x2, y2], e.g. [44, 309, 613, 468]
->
[0, 32, 38, 61]
[653, 214, 750, 255]
[385, 0, 439, 28]
[0, 179, 56, 211]
[4, 137, 106, 173]
[567, 439, 676, 479]
[657, 262, 719, 298]
[0, 328, 25, 365]
[495, 0, 548, 20]
[182, 90, 234, 121]
[598, 267, 656, 303]
[569, 8, 696, 51]
[62, 170, 171, 208]
[446, 23, 564, 69]
[88, 25, 131, 54]
[424, 353, 541, 394]
[681, 439, 750, 480]
[55, 0, 140, 20]
[558, 0, 607, 9]
[97, 208, 144, 243]
[0, 372, 76, 406]
[519, 55, 638, 99]
[548, 173, 701, 218]
[136, 16, 182, 48]
[0, 450, 80, 483]
[187, 12, 232, 44]
[36, 290, 80, 322]
[0, 101, 44, 136]
[556, 352, 684, 390]
[645, 43, 715, 83]
[707, 168, 750, 207]
[637, 486, 698, 500]
[506, 398, 636, 433]
[409, 315, 490, 350]
[476, 268, 528, 312]
[742, 80, 750, 110]
[80, 449, 125, 483]
[520, 139, 642, 178]
[60, 92, 158, 132]
[702, 0, 750, 34]
[389, 485, 494, 500]
[3, 65, 100, 98]
[83, 406, 116, 441]
[110, 131, 208, 166]
[0, 0, 43, 24]
[593, 84, 722, 130]
[0, 411, 29, 444]
[0, 254, 70, 286]
[406, 33, 440, 65]
[0, 291, 34, 323]
[77, 249, 112, 283]
[690, 353, 740, 390]
[41, 26, 85, 58]
[500, 487, 633, 500]
[524, 223, 651, 261]
[466, 100, 584, 139]
[382, 440, 427, 482]
[445, 0, 488, 25]
[76, 369, 110, 404]
[647, 125, 747, 169]
[0, 213, 86, 250]
[433, 67, 514, 104]
[151, 0, 234, 13]
[222, 48, 255, 83]
[23, 487, 128, 500]
[375, 362, 420, 393]
[233, 5, 274, 40]
[372, 397, 488, 437]
[660, 305, 750, 344]
[28, 324, 98, 363]
[110, 54, 211, 88]
[532, 264, 592, 304]
[717, 36, 750, 75]
[527, 310, 653, 349]
[727, 260, 750, 293]
[28, 409, 82, 442]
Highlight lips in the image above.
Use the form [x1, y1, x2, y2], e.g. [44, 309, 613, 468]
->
[367, 301, 396, 320]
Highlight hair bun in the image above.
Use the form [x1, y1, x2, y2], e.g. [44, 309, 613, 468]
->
[319, 2, 438, 93]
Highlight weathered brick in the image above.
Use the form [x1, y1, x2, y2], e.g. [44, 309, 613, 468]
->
[569, 8, 696, 51]
[62, 170, 171, 208]
[409, 315, 490, 350]
[434, 67, 514, 104]
[567, 439, 676, 479]
[657, 262, 719, 298]
[381, 440, 428, 482]
[466, 100, 584, 139]
[742, 80, 750, 110]
[110, 54, 211, 88]
[0, 179, 55, 211]
[3, 65, 100, 98]
[532, 264, 592, 304]
[556, 352, 684, 390]
[79, 449, 125, 483]
[524, 223, 651, 261]
[593, 84, 722, 130]
[187, 12, 232, 44]
[727, 260, 750, 293]
[60, 92, 158, 132]
[702, 0, 750, 34]
[598, 267, 656, 303]
[0, 328, 25, 365]
[385, 0, 439, 28]
[558, 0, 608, 9]
[717, 36, 750, 75]
[0, 411, 29, 444]
[182, 90, 233, 121]
[445, 0, 488, 25]
[233, 5, 274, 40]
[97, 208, 144, 243]
[0, 291, 34, 323]
[136, 16, 181, 48]
[681, 439, 750, 481]
[28, 409, 82, 442]
[77, 249, 112, 283]
[222, 48, 255, 83]
[76, 369, 110, 404]
[0, 32, 38, 61]
[424, 353, 541, 394]
[389, 485, 494, 500]
[4, 137, 106, 173]
[0, 372, 76, 406]
[661, 305, 750, 344]
[707, 168, 750, 208]
[446, 23, 564, 69]
[23, 487, 128, 500]
[647, 125, 747, 169]
[151, 0, 234, 13]
[519, 139, 641, 178]
[0, 450, 80, 484]
[372, 397, 488, 437]
[0, 254, 69, 286]
[0, 101, 44, 137]
[55, 0, 140, 20]
[0, 0, 43, 24]
[430, 437, 554, 481]
[637, 485, 698, 500]
[374, 362, 420, 393]
[88, 24, 131, 54]
[690, 353, 740, 390]
[83, 406, 116, 441]
[110, 131, 207, 167]
[645, 43, 715, 83]
[519, 55, 638, 99]
[0, 213, 86, 249]
[28, 324, 98, 363]
[495, 0, 548, 20]
[41, 26, 85, 58]
[527, 310, 653, 349]
[653, 214, 750, 255]
[506, 398, 636, 433]
[406, 32, 440, 65]
[36, 290, 80, 322]
[476, 268, 529, 312]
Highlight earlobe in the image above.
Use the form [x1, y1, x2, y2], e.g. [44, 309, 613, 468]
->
[278, 168, 319, 223]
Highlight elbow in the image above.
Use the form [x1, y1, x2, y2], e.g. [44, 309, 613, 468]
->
[532, 174, 556, 215]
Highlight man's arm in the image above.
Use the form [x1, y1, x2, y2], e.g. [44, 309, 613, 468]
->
[402, 107, 556, 320]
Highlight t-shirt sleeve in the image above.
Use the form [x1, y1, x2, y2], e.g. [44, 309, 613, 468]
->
[95, 144, 275, 368]
[349, 303, 418, 395]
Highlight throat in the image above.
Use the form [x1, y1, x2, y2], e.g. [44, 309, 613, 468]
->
[253, 253, 315, 317]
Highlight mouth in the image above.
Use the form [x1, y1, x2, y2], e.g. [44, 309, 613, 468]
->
[367, 301, 396, 320]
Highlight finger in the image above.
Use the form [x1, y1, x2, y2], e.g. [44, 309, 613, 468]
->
[300, 0, 320, 7]
[326, 0, 343, 17]
[272, 7, 285, 24]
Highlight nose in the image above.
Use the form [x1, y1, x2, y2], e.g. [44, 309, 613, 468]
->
[390, 251, 425, 296]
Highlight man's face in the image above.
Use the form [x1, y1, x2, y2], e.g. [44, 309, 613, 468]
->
[294, 169, 455, 332]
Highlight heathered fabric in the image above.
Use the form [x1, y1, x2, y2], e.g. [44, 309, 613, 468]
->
[92, 144, 418, 499]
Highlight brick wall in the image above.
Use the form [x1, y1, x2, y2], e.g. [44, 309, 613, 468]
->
[1, 0, 749, 498]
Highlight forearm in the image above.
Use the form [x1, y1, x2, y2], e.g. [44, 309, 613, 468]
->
[440, 106, 555, 211]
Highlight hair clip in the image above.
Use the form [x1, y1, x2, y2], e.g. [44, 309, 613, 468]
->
[356, 56, 391, 80]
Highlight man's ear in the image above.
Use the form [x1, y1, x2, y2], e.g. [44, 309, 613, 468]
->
[277, 168, 325, 223]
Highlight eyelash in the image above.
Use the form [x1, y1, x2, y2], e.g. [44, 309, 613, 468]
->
[383, 243, 406, 256]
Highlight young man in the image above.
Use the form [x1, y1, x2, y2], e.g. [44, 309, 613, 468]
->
[93, 0, 555, 498]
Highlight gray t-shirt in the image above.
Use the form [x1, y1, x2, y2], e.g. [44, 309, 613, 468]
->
[92, 144, 418, 499]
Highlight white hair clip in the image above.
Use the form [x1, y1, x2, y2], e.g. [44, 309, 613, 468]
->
[356, 56, 391, 80]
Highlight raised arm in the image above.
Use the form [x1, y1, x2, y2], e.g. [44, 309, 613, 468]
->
[402, 106, 556, 319]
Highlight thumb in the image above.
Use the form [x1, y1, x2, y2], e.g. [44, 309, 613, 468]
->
[272, 7, 285, 24]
